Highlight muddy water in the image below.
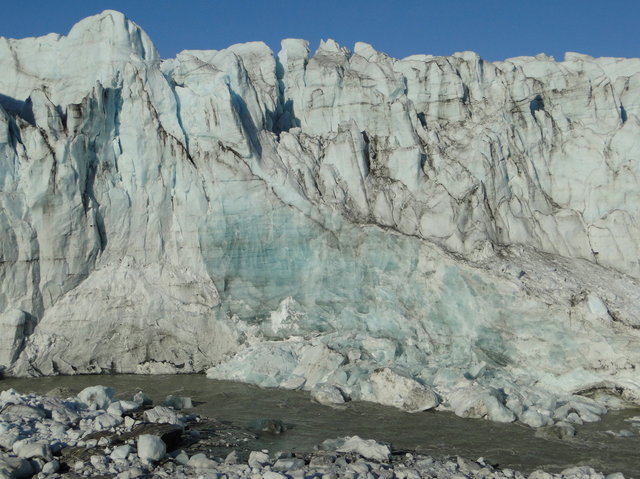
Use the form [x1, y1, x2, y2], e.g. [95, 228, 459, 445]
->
[1, 375, 638, 476]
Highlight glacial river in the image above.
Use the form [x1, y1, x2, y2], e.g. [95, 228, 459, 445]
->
[1, 375, 638, 476]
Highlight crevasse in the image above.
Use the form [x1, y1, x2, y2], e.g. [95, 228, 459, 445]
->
[1, 10, 640, 427]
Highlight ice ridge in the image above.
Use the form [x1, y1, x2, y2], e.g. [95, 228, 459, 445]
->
[1, 11, 640, 426]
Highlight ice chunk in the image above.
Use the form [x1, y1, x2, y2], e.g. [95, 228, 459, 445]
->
[361, 368, 439, 413]
[520, 409, 553, 428]
[110, 444, 132, 460]
[587, 294, 610, 318]
[322, 436, 391, 462]
[77, 386, 116, 410]
[137, 434, 166, 463]
[143, 406, 185, 426]
[13, 440, 53, 461]
[93, 413, 123, 430]
[311, 384, 346, 406]
[449, 387, 516, 423]
[163, 395, 193, 410]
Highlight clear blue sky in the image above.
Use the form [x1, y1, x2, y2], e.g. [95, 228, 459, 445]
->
[1, 0, 637, 61]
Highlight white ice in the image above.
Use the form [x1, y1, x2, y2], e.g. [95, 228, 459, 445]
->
[0, 11, 639, 425]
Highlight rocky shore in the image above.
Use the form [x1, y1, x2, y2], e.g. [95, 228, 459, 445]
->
[0, 386, 629, 479]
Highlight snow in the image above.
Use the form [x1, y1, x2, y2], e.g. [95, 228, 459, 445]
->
[1, 10, 640, 426]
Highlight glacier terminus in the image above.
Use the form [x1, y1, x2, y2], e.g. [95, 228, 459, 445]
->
[1, 10, 640, 428]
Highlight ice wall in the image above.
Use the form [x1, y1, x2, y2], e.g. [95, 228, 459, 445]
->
[1, 10, 640, 425]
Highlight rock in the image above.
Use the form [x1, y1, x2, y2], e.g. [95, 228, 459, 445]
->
[41, 459, 60, 474]
[137, 434, 166, 462]
[174, 450, 189, 465]
[60, 445, 105, 465]
[77, 386, 116, 410]
[248, 451, 271, 468]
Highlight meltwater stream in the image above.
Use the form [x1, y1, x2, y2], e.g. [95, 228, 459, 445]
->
[1, 375, 638, 476]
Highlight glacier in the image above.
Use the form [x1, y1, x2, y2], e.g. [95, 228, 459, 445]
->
[1, 10, 640, 426]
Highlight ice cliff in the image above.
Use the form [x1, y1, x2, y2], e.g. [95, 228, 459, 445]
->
[1, 10, 640, 426]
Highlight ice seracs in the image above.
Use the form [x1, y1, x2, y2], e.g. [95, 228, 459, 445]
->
[1, 10, 640, 426]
